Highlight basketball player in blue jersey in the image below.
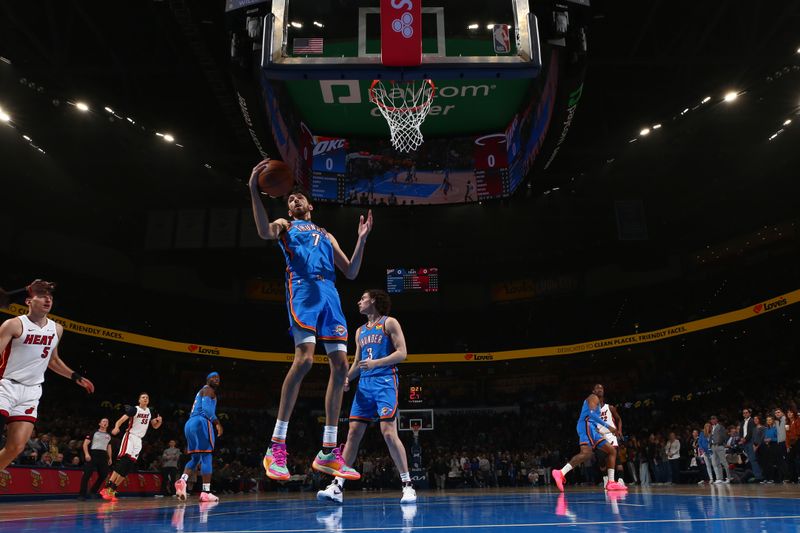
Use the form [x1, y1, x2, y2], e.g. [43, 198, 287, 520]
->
[175, 372, 222, 502]
[249, 160, 373, 481]
[551, 388, 627, 492]
[317, 289, 416, 504]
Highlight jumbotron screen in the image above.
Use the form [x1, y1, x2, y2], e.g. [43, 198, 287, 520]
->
[386, 268, 439, 294]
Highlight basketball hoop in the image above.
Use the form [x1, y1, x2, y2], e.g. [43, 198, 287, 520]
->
[369, 79, 435, 152]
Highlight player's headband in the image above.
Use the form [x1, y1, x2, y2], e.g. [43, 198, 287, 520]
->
[27, 279, 56, 297]
[207, 372, 219, 379]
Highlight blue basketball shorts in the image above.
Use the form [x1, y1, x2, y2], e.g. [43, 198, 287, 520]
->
[576, 417, 607, 449]
[185, 416, 215, 453]
[285, 277, 348, 343]
[349, 374, 399, 422]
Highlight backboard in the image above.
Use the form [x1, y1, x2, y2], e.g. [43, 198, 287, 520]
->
[263, 0, 541, 80]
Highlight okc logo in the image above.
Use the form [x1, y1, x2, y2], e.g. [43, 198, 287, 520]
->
[392, 12, 414, 38]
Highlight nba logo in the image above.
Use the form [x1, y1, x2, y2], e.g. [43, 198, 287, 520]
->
[493, 24, 511, 54]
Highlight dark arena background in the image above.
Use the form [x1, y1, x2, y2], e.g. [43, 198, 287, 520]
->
[1, 1, 800, 532]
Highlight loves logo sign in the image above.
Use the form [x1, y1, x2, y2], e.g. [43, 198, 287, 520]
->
[187, 344, 221, 356]
[753, 297, 787, 314]
[465, 353, 494, 361]
[381, 0, 421, 66]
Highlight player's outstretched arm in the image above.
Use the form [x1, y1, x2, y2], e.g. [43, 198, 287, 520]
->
[151, 415, 163, 429]
[111, 414, 129, 436]
[248, 159, 290, 240]
[330, 210, 373, 280]
[47, 325, 95, 393]
[358, 317, 407, 370]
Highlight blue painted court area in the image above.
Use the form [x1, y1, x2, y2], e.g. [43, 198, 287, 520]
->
[3, 488, 800, 532]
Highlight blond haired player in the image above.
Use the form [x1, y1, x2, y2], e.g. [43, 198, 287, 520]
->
[0, 280, 95, 470]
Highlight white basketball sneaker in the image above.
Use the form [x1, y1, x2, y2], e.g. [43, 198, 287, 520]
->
[317, 482, 344, 504]
[401, 485, 417, 504]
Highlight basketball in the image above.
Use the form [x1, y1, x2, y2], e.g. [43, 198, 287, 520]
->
[257, 160, 295, 197]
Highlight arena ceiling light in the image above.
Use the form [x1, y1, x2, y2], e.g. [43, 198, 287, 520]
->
[467, 23, 479, 30]
[104, 106, 114, 113]
[783, 119, 792, 126]
[0, 110, 10, 122]
[653, 124, 661, 129]
[701, 96, 711, 104]
[639, 127, 650, 136]
[313, 21, 324, 28]
[75, 101, 89, 111]
[163, 134, 175, 142]
[723, 91, 739, 103]
[290, 21, 302, 28]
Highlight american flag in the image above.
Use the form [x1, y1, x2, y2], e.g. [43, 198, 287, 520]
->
[293, 38, 324, 54]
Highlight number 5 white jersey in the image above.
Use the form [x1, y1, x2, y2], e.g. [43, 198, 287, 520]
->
[0, 315, 59, 386]
[597, 403, 619, 447]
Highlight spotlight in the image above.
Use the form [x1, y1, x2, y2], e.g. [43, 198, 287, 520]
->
[486, 23, 496, 30]
[290, 21, 302, 28]
[783, 119, 791, 126]
[701, 96, 711, 104]
[723, 91, 738, 103]
[467, 23, 479, 30]
[639, 128, 650, 136]
[75, 102, 89, 112]
[163, 134, 175, 142]
[313, 21, 324, 28]
[104, 106, 114, 113]
[653, 124, 662, 129]
[0, 111, 10, 122]
[23, 135, 31, 141]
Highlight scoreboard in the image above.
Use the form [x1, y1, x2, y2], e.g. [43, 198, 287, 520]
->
[473, 133, 510, 199]
[387, 268, 439, 294]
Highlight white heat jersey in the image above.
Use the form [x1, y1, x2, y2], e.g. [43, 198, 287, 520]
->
[0, 315, 59, 385]
[597, 403, 618, 446]
[126, 406, 152, 439]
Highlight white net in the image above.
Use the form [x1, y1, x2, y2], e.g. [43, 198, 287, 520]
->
[369, 79, 435, 152]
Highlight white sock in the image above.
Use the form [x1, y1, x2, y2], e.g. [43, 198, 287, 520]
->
[400, 472, 411, 483]
[180, 473, 189, 482]
[272, 419, 289, 443]
[608, 469, 615, 482]
[560, 464, 573, 476]
[202, 483, 211, 492]
[335, 478, 346, 487]
[322, 425, 338, 449]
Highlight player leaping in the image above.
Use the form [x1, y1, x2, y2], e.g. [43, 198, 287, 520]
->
[249, 160, 372, 482]
[0, 280, 95, 471]
[552, 387, 626, 492]
[175, 372, 223, 502]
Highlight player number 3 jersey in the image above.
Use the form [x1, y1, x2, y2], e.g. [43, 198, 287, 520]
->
[358, 317, 395, 378]
[0, 315, 59, 385]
